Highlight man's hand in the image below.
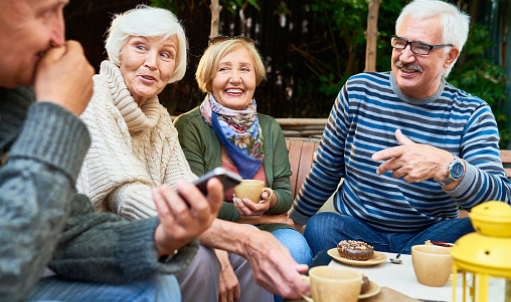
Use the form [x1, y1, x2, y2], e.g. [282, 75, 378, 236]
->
[243, 230, 310, 299]
[34, 40, 94, 116]
[371, 129, 454, 183]
[215, 249, 241, 302]
[153, 179, 223, 257]
[199, 220, 310, 299]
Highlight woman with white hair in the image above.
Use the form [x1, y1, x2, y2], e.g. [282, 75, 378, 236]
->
[76, 6, 200, 299]
[76, 6, 276, 302]
[77, 5, 194, 220]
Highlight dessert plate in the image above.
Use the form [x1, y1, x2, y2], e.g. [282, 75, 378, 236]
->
[359, 280, 380, 299]
[327, 248, 387, 267]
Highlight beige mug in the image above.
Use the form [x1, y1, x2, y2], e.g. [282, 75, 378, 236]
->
[300, 266, 362, 302]
[233, 180, 269, 203]
[412, 244, 453, 287]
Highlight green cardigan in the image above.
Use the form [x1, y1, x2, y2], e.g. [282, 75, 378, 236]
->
[174, 107, 292, 232]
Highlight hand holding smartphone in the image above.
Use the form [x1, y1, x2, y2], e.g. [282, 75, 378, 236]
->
[192, 167, 242, 195]
[176, 168, 242, 207]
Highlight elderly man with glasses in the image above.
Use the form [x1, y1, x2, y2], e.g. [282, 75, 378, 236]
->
[290, 0, 511, 256]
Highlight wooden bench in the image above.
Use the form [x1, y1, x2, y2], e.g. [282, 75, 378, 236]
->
[285, 138, 510, 218]
[286, 139, 319, 199]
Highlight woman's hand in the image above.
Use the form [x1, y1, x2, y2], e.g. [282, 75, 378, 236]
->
[233, 188, 276, 217]
[215, 249, 241, 302]
[233, 197, 268, 217]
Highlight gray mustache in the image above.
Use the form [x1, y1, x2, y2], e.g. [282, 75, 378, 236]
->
[396, 61, 423, 72]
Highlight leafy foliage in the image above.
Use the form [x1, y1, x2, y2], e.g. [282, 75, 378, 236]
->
[448, 24, 509, 148]
[287, 0, 407, 117]
[149, 0, 189, 12]
[149, 0, 258, 14]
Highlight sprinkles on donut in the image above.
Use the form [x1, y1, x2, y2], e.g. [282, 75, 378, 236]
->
[337, 240, 374, 261]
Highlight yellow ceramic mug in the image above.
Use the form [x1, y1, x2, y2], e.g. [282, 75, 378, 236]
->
[300, 266, 362, 302]
[412, 244, 453, 287]
[233, 180, 269, 203]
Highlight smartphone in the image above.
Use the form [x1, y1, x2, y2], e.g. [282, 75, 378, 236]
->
[192, 167, 242, 195]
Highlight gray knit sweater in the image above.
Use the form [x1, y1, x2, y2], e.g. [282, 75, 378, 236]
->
[0, 86, 198, 302]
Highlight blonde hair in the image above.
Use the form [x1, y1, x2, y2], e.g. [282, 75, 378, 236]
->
[196, 39, 266, 93]
[105, 5, 188, 83]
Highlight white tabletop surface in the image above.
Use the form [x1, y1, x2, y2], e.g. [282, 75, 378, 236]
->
[328, 252, 461, 301]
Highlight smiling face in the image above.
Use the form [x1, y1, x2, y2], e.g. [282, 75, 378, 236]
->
[212, 47, 257, 110]
[0, 0, 67, 88]
[391, 16, 459, 98]
[119, 35, 178, 106]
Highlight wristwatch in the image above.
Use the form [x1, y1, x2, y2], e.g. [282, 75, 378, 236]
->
[437, 155, 464, 186]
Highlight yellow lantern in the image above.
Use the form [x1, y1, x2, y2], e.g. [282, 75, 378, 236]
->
[450, 201, 511, 302]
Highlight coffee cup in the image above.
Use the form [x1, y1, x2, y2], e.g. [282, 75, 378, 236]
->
[300, 266, 362, 302]
[233, 180, 266, 203]
[412, 244, 453, 287]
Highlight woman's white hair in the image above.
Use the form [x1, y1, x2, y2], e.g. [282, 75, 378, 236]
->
[395, 0, 470, 78]
[105, 5, 188, 83]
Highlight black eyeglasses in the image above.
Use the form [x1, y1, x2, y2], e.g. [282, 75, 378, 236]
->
[208, 36, 255, 46]
[391, 35, 453, 55]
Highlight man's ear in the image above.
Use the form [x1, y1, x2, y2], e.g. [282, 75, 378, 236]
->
[443, 47, 460, 68]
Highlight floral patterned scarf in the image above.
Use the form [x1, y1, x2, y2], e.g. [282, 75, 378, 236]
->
[200, 93, 264, 179]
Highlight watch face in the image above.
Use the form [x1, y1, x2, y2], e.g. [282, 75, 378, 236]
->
[451, 161, 464, 179]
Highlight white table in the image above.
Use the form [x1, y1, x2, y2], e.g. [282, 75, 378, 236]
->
[328, 252, 462, 301]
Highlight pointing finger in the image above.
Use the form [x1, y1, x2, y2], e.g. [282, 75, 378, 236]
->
[372, 146, 404, 162]
[395, 129, 415, 146]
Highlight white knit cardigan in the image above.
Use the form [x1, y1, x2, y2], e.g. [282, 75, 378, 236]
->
[77, 60, 197, 221]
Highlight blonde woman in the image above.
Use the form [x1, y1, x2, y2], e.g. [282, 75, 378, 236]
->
[174, 36, 312, 302]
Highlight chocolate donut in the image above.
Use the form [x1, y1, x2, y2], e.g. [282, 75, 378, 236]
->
[337, 240, 374, 261]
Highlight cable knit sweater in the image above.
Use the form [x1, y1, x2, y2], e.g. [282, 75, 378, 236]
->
[77, 61, 197, 221]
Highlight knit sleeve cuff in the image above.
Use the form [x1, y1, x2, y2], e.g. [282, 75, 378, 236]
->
[445, 161, 477, 201]
[288, 207, 312, 225]
[109, 184, 158, 220]
[117, 217, 199, 277]
[9, 102, 90, 183]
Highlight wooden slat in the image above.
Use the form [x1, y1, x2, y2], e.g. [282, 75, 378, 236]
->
[287, 140, 303, 198]
[314, 143, 320, 159]
[500, 150, 511, 178]
[275, 118, 329, 126]
[280, 125, 327, 131]
[282, 130, 325, 137]
[500, 150, 511, 164]
[295, 142, 316, 199]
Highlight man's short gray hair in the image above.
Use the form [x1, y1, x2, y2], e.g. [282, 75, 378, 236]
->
[395, 0, 470, 78]
[105, 5, 188, 83]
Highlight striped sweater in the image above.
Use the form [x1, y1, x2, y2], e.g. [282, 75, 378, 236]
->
[289, 72, 511, 232]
